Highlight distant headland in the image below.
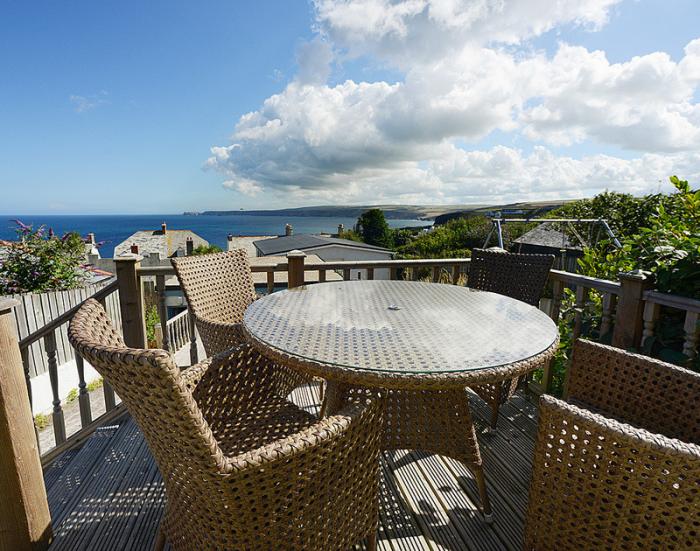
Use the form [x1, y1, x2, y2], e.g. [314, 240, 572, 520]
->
[183, 200, 569, 222]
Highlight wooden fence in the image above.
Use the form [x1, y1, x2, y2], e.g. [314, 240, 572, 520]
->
[2, 280, 122, 378]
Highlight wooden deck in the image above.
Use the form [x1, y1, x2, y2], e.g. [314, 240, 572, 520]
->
[44, 384, 540, 550]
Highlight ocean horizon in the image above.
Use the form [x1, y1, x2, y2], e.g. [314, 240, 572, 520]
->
[0, 214, 432, 256]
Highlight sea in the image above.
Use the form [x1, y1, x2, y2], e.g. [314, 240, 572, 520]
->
[0, 214, 433, 256]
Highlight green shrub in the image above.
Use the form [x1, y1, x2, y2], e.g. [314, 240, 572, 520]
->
[0, 220, 88, 294]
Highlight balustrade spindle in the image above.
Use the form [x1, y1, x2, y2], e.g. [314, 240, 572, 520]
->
[390, 267, 399, 280]
[452, 265, 460, 285]
[267, 271, 275, 293]
[319, 269, 327, 283]
[572, 286, 589, 340]
[343, 268, 351, 281]
[641, 301, 661, 348]
[432, 266, 441, 283]
[189, 311, 199, 365]
[45, 330, 66, 444]
[682, 311, 699, 363]
[550, 279, 565, 322]
[103, 381, 117, 411]
[600, 292, 617, 338]
[366, 267, 374, 280]
[156, 274, 170, 352]
[75, 351, 92, 427]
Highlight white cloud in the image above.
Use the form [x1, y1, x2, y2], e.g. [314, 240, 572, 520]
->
[69, 91, 109, 113]
[208, 1, 700, 204]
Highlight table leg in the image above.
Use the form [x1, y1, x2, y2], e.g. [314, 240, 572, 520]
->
[319, 380, 350, 418]
[381, 387, 492, 520]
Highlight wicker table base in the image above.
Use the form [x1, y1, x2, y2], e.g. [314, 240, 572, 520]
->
[323, 381, 492, 520]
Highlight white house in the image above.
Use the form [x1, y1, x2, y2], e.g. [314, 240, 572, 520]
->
[253, 234, 393, 280]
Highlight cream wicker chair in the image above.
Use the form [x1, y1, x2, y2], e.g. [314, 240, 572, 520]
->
[69, 299, 382, 551]
[171, 249, 312, 393]
[467, 248, 554, 430]
[524, 339, 700, 550]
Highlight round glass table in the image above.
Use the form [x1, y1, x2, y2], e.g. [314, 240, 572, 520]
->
[243, 280, 559, 520]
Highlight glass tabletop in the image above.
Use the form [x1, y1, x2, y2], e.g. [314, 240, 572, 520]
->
[243, 280, 558, 375]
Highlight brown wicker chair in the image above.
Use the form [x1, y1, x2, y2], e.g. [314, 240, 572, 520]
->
[171, 249, 312, 393]
[467, 248, 554, 430]
[69, 299, 382, 551]
[524, 339, 700, 550]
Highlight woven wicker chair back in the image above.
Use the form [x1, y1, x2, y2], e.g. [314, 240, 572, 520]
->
[171, 249, 255, 325]
[68, 299, 227, 475]
[468, 248, 554, 306]
[566, 339, 700, 444]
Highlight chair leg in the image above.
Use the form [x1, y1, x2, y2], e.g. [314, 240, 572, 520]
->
[154, 524, 166, 551]
[474, 466, 493, 523]
[366, 531, 377, 551]
[489, 402, 500, 432]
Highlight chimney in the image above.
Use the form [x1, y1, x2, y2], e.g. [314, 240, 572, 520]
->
[285, 223, 293, 237]
[87, 232, 96, 244]
[161, 222, 167, 234]
[130, 244, 139, 254]
[227, 234, 233, 242]
[186, 237, 194, 255]
[338, 223, 344, 235]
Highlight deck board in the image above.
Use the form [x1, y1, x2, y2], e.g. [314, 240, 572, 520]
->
[45, 385, 540, 550]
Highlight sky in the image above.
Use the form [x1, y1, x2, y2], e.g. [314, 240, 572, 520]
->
[1, 0, 699, 214]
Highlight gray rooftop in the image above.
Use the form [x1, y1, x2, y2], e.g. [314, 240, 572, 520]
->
[514, 224, 582, 250]
[114, 228, 208, 258]
[254, 235, 391, 256]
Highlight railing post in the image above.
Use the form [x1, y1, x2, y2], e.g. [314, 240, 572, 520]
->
[612, 270, 651, 350]
[75, 352, 92, 427]
[287, 250, 306, 289]
[682, 311, 699, 364]
[0, 298, 52, 550]
[114, 254, 146, 348]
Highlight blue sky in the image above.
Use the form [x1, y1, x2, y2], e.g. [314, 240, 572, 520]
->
[2, 0, 700, 214]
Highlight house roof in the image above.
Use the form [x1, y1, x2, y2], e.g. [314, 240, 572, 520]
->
[514, 224, 583, 251]
[113, 229, 208, 258]
[248, 255, 343, 284]
[253, 235, 391, 256]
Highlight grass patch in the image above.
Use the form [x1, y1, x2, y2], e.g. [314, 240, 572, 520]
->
[65, 388, 79, 403]
[87, 378, 103, 392]
[34, 412, 50, 431]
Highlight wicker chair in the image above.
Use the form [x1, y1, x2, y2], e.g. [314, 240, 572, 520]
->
[467, 248, 554, 430]
[69, 299, 383, 551]
[171, 249, 312, 393]
[524, 339, 700, 550]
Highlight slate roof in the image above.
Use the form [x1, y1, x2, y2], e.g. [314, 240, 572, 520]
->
[514, 224, 583, 251]
[253, 235, 391, 256]
[114, 229, 208, 258]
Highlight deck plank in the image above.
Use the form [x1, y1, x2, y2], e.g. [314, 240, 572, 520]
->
[46, 386, 539, 550]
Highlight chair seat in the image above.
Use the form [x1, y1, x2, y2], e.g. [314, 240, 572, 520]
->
[205, 396, 318, 457]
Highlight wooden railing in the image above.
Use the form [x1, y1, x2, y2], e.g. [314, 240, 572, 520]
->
[3, 251, 698, 463]
[10, 279, 123, 462]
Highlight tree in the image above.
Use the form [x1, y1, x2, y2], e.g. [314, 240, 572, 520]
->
[191, 244, 223, 256]
[355, 209, 392, 248]
[0, 220, 88, 294]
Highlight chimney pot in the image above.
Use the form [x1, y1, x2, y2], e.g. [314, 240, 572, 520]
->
[285, 223, 293, 236]
[161, 222, 167, 234]
[338, 224, 344, 235]
[186, 237, 194, 255]
[130, 244, 139, 254]
[87, 232, 96, 244]
[227, 234, 233, 242]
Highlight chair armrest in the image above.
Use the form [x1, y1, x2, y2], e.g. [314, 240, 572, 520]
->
[524, 394, 700, 551]
[218, 396, 383, 546]
[179, 357, 213, 392]
[565, 339, 700, 442]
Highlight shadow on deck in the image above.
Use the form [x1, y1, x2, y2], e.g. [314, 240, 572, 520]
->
[44, 384, 540, 550]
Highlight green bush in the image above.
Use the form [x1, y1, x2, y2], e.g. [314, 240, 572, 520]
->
[0, 220, 88, 294]
[191, 244, 223, 255]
